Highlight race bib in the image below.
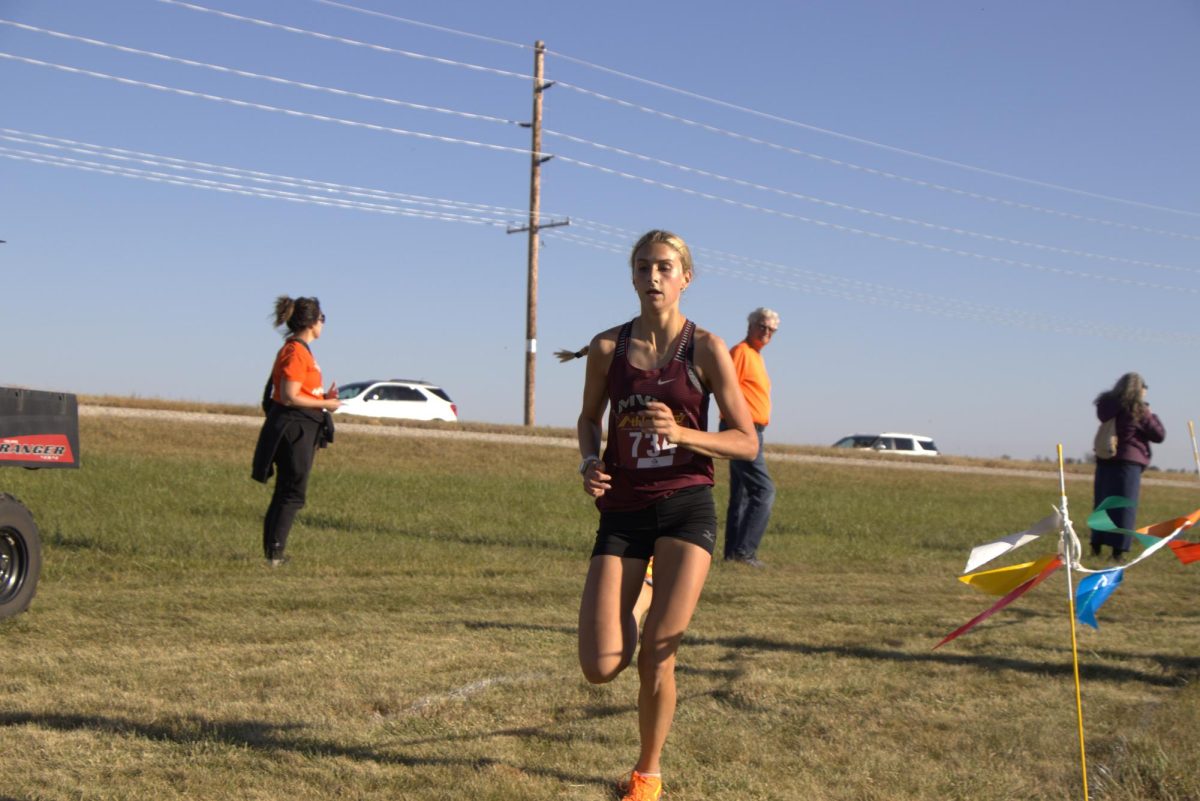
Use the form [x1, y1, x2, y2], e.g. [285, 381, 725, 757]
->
[614, 408, 692, 471]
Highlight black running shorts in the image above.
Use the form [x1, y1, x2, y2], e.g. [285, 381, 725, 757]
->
[591, 485, 718, 560]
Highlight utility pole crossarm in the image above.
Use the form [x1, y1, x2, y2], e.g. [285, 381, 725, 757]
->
[506, 218, 569, 236]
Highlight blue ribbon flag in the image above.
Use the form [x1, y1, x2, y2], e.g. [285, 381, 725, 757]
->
[1076, 569, 1124, 629]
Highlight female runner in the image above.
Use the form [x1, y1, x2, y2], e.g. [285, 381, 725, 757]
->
[576, 230, 758, 800]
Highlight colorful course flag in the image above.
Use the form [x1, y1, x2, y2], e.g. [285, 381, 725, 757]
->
[1088, 496, 1159, 548]
[934, 557, 1062, 650]
[1168, 541, 1200, 565]
[959, 553, 1061, 596]
[1136, 510, 1200, 538]
[963, 509, 1062, 573]
[1137, 509, 1200, 566]
[1076, 569, 1124, 629]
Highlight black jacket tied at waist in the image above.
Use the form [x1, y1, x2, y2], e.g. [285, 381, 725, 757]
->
[251, 402, 335, 483]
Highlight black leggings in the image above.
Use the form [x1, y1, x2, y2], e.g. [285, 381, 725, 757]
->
[263, 418, 319, 559]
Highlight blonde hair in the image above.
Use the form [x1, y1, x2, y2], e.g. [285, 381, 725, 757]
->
[629, 229, 693, 277]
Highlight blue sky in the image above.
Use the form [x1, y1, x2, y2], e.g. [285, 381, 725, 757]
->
[3, 0, 1199, 469]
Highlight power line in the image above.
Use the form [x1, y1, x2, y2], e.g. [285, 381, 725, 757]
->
[545, 150, 1200, 295]
[571, 217, 1071, 324]
[546, 228, 1199, 345]
[0, 20, 525, 127]
[6, 51, 1191, 296]
[551, 81, 1200, 243]
[285, 0, 1195, 219]
[1, 129, 541, 222]
[0, 52, 531, 157]
[545, 53, 1200, 219]
[309, 0, 530, 50]
[153, 0, 530, 82]
[568, 218, 1115, 326]
[543, 127, 1200, 277]
[551, 228, 1182, 343]
[288, 0, 1199, 218]
[17, 17, 1190, 272]
[23, 18, 1185, 278]
[6, 130, 1192, 345]
[21, 132, 1167, 343]
[0, 146, 512, 226]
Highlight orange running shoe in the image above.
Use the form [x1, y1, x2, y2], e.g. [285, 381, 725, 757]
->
[618, 770, 663, 801]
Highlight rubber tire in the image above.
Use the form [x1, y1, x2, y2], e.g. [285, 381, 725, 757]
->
[0, 493, 41, 620]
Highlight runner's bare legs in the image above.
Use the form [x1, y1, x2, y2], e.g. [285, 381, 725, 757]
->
[634, 537, 711, 774]
[579, 555, 650, 683]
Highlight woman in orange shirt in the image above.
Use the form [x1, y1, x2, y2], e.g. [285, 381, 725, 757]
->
[251, 296, 340, 566]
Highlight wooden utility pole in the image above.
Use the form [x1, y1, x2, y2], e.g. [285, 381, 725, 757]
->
[509, 40, 567, 427]
[523, 40, 545, 427]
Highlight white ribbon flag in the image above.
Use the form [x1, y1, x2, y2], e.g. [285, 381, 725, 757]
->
[963, 508, 1063, 574]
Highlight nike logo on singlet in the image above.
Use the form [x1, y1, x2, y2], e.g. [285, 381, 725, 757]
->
[657, 378, 676, 385]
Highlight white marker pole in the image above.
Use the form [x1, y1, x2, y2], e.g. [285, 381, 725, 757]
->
[1188, 421, 1200, 478]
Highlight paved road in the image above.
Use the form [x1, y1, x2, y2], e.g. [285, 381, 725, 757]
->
[80, 405, 1198, 489]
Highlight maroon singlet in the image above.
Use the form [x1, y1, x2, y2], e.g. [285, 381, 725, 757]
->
[597, 319, 714, 512]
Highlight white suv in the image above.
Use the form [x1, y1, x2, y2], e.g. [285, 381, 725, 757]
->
[335, 379, 458, 422]
[832, 433, 939, 456]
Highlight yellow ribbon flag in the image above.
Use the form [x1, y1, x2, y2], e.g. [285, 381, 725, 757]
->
[959, 553, 1061, 596]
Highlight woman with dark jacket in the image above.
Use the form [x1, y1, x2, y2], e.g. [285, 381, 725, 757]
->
[251, 296, 340, 566]
[1090, 372, 1165, 561]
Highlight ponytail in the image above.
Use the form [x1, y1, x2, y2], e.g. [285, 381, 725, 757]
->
[272, 295, 295, 329]
[272, 295, 322, 336]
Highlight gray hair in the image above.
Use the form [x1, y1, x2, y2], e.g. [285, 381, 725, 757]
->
[1096, 372, 1149, 419]
[748, 307, 780, 327]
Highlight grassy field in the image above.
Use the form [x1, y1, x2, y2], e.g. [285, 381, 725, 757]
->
[1, 412, 1198, 800]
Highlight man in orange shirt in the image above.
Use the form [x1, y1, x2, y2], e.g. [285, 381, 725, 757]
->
[721, 307, 779, 567]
